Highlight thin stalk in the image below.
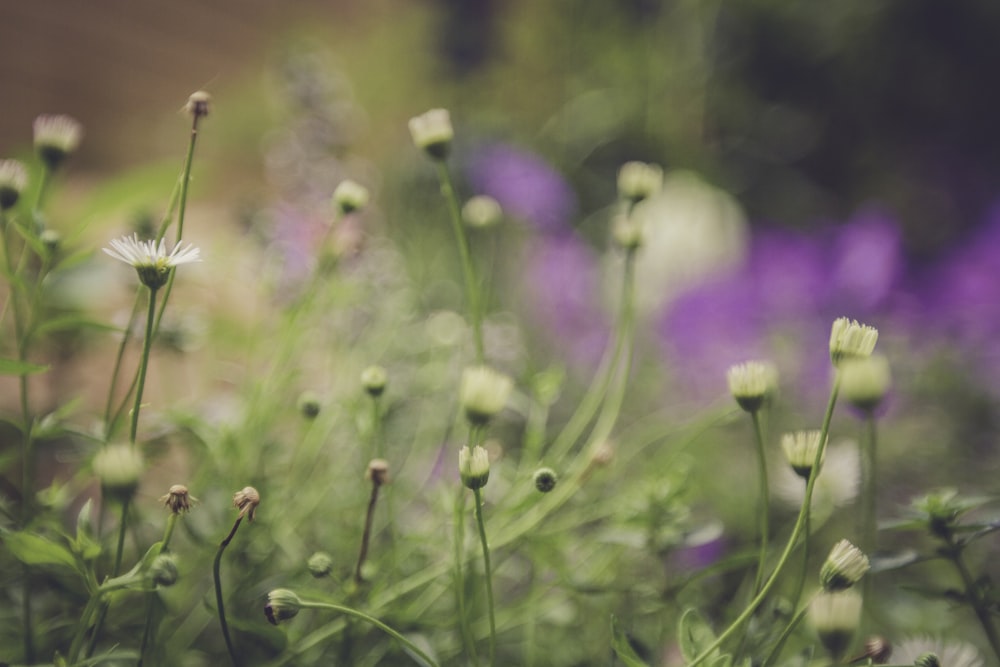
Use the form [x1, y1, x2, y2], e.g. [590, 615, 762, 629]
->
[85, 498, 131, 659]
[214, 517, 245, 667]
[762, 594, 815, 667]
[67, 585, 103, 664]
[750, 409, 770, 597]
[354, 477, 384, 585]
[861, 413, 877, 611]
[944, 536, 1000, 662]
[687, 375, 841, 667]
[130, 287, 159, 444]
[102, 294, 142, 436]
[138, 513, 179, 666]
[299, 600, 441, 667]
[435, 162, 484, 363]
[371, 395, 382, 458]
[789, 491, 811, 612]
[473, 487, 497, 667]
[453, 490, 479, 666]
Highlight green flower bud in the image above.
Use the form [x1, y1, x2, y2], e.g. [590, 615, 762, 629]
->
[840, 355, 891, 412]
[307, 552, 334, 578]
[829, 317, 878, 366]
[265, 588, 302, 625]
[460, 365, 512, 426]
[914, 653, 940, 667]
[781, 430, 825, 480]
[408, 108, 454, 160]
[617, 161, 663, 204]
[0, 159, 28, 211]
[40, 229, 61, 255]
[150, 553, 179, 587]
[360, 365, 388, 398]
[810, 590, 862, 661]
[462, 195, 502, 229]
[459, 445, 490, 490]
[332, 179, 369, 215]
[726, 360, 777, 413]
[93, 444, 143, 502]
[533, 467, 557, 493]
[820, 539, 870, 591]
[33, 114, 83, 171]
[611, 213, 643, 250]
[297, 391, 322, 419]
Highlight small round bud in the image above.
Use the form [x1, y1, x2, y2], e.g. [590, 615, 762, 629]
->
[533, 467, 558, 493]
[265, 588, 302, 625]
[810, 590, 862, 661]
[93, 444, 143, 502]
[307, 552, 334, 578]
[727, 360, 778, 413]
[297, 391, 322, 419]
[233, 486, 260, 522]
[408, 108, 454, 160]
[150, 553, 179, 587]
[459, 445, 490, 490]
[366, 459, 390, 486]
[0, 159, 28, 211]
[617, 161, 663, 204]
[40, 229, 61, 255]
[33, 114, 83, 171]
[820, 539, 871, 591]
[360, 365, 388, 398]
[781, 430, 825, 480]
[160, 484, 196, 514]
[840, 355, 891, 412]
[460, 365, 513, 426]
[830, 317, 878, 366]
[185, 91, 212, 119]
[332, 179, 369, 215]
[462, 195, 503, 229]
[914, 653, 941, 667]
[611, 213, 643, 250]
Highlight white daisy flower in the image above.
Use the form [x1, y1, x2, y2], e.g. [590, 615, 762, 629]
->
[103, 233, 200, 289]
[895, 637, 984, 667]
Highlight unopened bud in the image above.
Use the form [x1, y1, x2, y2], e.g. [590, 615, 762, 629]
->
[820, 539, 870, 591]
[297, 391, 321, 419]
[33, 114, 83, 171]
[150, 553, 179, 587]
[727, 360, 778, 413]
[617, 161, 663, 204]
[185, 91, 211, 119]
[408, 108, 453, 160]
[533, 467, 557, 493]
[462, 195, 502, 229]
[810, 590, 862, 661]
[332, 179, 369, 215]
[360, 365, 388, 398]
[0, 159, 28, 211]
[265, 588, 302, 625]
[307, 552, 334, 578]
[781, 430, 825, 480]
[233, 486, 260, 522]
[460, 365, 512, 426]
[93, 444, 143, 502]
[459, 445, 490, 490]
[840, 355, 891, 412]
[829, 317, 878, 366]
[366, 459, 390, 486]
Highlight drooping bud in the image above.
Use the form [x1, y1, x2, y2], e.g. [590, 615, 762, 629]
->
[150, 553, 179, 587]
[533, 467, 558, 493]
[265, 588, 302, 625]
[160, 484, 196, 514]
[459, 445, 490, 490]
[829, 317, 878, 366]
[727, 360, 778, 413]
[820, 539, 871, 591]
[408, 108, 454, 160]
[233, 486, 260, 522]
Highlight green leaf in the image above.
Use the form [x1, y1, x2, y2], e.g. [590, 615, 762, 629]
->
[2, 530, 82, 574]
[678, 608, 720, 663]
[0, 358, 50, 376]
[611, 615, 651, 667]
[34, 315, 120, 337]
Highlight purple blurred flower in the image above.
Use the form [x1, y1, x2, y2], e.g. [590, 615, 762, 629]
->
[466, 144, 577, 234]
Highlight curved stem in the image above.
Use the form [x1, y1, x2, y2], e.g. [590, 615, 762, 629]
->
[215, 517, 244, 667]
[750, 410, 770, 597]
[945, 537, 1000, 662]
[762, 593, 816, 667]
[435, 162, 483, 363]
[300, 600, 441, 667]
[473, 487, 497, 667]
[130, 287, 158, 444]
[687, 374, 841, 667]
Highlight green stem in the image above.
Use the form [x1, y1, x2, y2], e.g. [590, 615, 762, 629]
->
[86, 499, 131, 659]
[789, 491, 811, 612]
[750, 409, 770, 597]
[138, 513, 178, 666]
[861, 413, 877, 611]
[354, 479, 383, 585]
[473, 487, 497, 667]
[944, 536, 1000, 662]
[103, 294, 142, 436]
[67, 584, 103, 664]
[454, 489, 479, 665]
[130, 287, 158, 444]
[687, 375, 841, 667]
[762, 593, 815, 667]
[299, 600, 441, 667]
[214, 517, 244, 667]
[435, 161, 484, 363]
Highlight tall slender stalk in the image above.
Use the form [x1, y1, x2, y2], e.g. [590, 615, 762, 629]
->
[215, 516, 245, 667]
[473, 486, 497, 667]
[130, 286, 159, 444]
[750, 410, 770, 596]
[943, 533, 1000, 662]
[138, 513, 179, 666]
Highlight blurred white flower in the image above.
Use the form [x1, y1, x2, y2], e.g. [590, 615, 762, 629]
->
[894, 637, 984, 667]
[775, 440, 859, 523]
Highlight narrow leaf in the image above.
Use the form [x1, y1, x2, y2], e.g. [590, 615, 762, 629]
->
[611, 615, 651, 667]
[0, 358, 50, 375]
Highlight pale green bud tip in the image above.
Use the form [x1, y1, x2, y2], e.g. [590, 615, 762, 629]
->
[366, 458, 390, 486]
[233, 486, 260, 522]
[611, 213, 643, 250]
[781, 430, 825, 480]
[150, 553, 179, 587]
[297, 391, 321, 419]
[265, 588, 302, 625]
[332, 179, 370, 215]
[360, 365, 388, 397]
[459, 445, 490, 490]
[408, 108, 453, 160]
[0, 159, 28, 210]
[914, 653, 940, 667]
[830, 317, 879, 365]
[840, 355, 891, 411]
[726, 360, 778, 412]
[40, 229, 61, 254]
[460, 365, 513, 426]
[307, 552, 334, 578]
[93, 444, 143, 499]
[533, 467, 558, 493]
[617, 161, 663, 203]
[810, 590, 862, 660]
[821, 539, 871, 591]
[33, 114, 83, 170]
[462, 195, 503, 228]
[185, 91, 211, 119]
[159, 484, 197, 514]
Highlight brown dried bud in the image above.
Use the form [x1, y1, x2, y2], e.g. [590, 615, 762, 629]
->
[160, 484, 197, 514]
[233, 486, 260, 522]
[366, 459, 390, 486]
[185, 91, 211, 119]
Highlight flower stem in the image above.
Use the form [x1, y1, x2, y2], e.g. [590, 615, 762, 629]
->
[214, 517, 244, 667]
[762, 593, 816, 667]
[750, 409, 770, 597]
[453, 489, 479, 665]
[299, 600, 441, 667]
[354, 476, 383, 585]
[130, 286, 158, 445]
[434, 162, 483, 363]
[687, 374, 841, 667]
[943, 534, 1000, 662]
[861, 414, 877, 556]
[473, 487, 497, 667]
[138, 514, 178, 666]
